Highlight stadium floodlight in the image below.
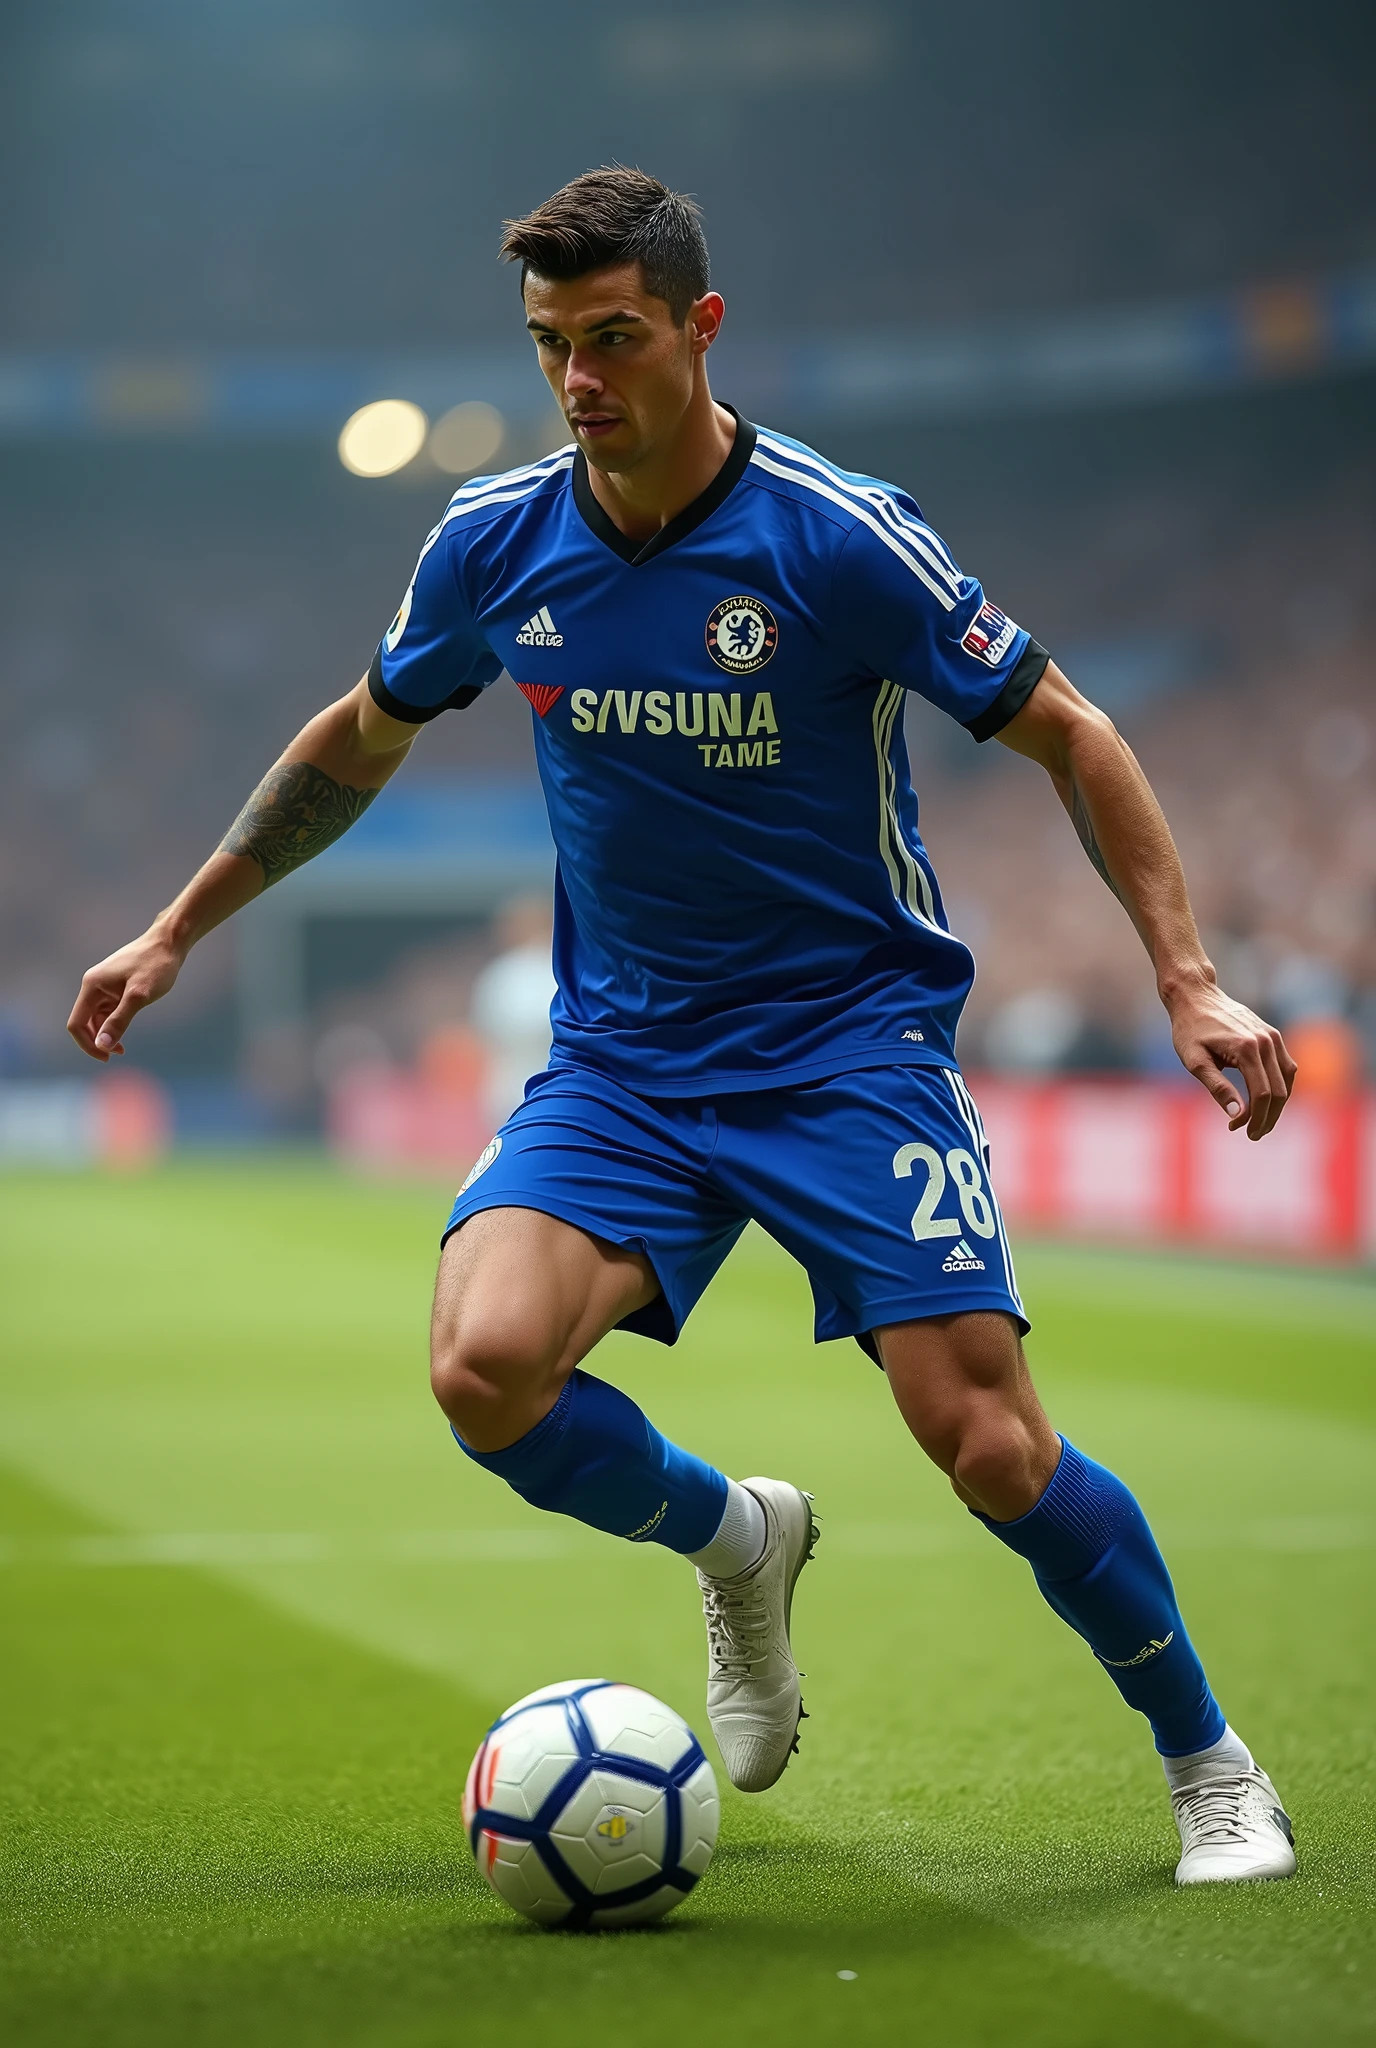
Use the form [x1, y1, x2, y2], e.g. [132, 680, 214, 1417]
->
[429, 400, 506, 475]
[337, 399, 428, 477]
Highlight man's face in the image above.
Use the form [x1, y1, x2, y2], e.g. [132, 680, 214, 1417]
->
[523, 262, 723, 475]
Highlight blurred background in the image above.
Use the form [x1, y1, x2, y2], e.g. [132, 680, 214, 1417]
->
[1, 0, 1374, 1252]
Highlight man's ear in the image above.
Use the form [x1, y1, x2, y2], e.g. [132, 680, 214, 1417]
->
[689, 292, 726, 352]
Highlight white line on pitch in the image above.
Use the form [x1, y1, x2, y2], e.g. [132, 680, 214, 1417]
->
[0, 1517, 1372, 1567]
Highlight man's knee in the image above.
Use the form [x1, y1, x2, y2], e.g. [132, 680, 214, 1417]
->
[877, 1311, 1059, 1518]
[430, 1241, 570, 1449]
[947, 1403, 1049, 1512]
[429, 1207, 657, 1452]
[429, 1307, 565, 1438]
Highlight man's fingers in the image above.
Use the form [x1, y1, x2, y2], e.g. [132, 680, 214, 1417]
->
[91, 988, 148, 1056]
[1177, 995, 1295, 1144]
[67, 979, 119, 1060]
[1254, 1031, 1291, 1138]
[69, 938, 180, 1062]
[1229, 1038, 1276, 1140]
[1189, 1025, 1298, 1140]
[1234, 1028, 1290, 1139]
[1188, 1050, 1247, 1123]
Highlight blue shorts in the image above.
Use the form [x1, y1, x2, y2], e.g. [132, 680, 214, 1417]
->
[443, 1063, 1027, 1357]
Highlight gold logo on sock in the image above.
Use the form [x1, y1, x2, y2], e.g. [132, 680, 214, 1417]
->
[624, 1500, 669, 1542]
[1098, 1631, 1175, 1669]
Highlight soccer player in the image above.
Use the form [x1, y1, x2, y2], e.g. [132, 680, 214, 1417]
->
[69, 169, 1299, 1886]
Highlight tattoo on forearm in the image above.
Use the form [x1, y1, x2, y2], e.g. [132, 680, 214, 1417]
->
[1070, 779, 1123, 902]
[220, 762, 377, 886]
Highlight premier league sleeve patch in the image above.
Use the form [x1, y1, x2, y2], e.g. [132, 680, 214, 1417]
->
[961, 601, 1019, 667]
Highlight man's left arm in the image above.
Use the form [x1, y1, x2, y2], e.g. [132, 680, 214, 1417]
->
[996, 661, 1295, 1140]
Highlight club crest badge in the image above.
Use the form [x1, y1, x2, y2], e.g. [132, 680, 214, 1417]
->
[705, 596, 778, 675]
[459, 1135, 502, 1193]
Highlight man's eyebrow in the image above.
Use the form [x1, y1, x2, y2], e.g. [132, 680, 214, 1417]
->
[525, 310, 647, 334]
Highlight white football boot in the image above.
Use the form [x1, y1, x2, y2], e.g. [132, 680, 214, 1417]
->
[696, 1477, 818, 1793]
[1169, 1732, 1296, 1884]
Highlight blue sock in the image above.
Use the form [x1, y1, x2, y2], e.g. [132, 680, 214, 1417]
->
[453, 1368, 728, 1555]
[976, 1438, 1225, 1757]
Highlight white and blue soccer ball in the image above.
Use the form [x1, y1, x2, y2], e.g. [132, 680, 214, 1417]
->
[463, 1679, 720, 1928]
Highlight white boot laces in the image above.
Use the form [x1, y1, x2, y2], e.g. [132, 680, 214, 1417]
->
[1175, 1773, 1253, 1846]
[702, 1576, 771, 1679]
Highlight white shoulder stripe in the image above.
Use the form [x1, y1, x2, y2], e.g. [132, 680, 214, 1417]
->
[446, 447, 575, 507]
[755, 430, 960, 574]
[754, 431, 961, 593]
[431, 454, 575, 543]
[754, 431, 960, 579]
[398, 452, 575, 590]
[749, 449, 956, 611]
[443, 450, 575, 517]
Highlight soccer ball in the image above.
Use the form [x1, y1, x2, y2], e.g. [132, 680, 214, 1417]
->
[463, 1679, 720, 1928]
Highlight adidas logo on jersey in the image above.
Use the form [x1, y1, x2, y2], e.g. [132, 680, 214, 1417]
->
[516, 606, 563, 647]
[942, 1239, 986, 1274]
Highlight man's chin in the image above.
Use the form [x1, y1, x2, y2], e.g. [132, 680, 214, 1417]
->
[572, 425, 642, 474]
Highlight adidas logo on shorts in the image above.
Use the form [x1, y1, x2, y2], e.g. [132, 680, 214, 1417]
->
[942, 1238, 986, 1274]
[516, 605, 563, 647]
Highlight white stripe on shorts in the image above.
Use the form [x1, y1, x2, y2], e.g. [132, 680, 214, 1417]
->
[945, 1070, 1024, 1317]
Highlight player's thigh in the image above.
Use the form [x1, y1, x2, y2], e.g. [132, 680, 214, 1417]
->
[433, 1067, 743, 1404]
[875, 1308, 1049, 1468]
[432, 1203, 658, 1385]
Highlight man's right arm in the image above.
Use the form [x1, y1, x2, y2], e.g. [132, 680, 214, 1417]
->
[68, 678, 424, 1061]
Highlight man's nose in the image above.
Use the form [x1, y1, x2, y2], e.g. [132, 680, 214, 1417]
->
[564, 348, 604, 396]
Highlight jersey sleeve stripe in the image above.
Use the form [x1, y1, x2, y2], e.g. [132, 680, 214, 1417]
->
[749, 449, 958, 612]
[754, 431, 962, 594]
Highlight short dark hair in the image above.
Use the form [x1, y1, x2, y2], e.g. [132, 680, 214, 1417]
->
[500, 167, 709, 323]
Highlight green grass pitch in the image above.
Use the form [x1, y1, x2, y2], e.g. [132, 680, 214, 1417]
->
[2, 1161, 1374, 2046]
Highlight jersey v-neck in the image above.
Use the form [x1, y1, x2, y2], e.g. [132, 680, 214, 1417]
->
[570, 406, 758, 566]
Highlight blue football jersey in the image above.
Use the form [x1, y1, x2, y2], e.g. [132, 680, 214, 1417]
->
[370, 413, 1048, 1094]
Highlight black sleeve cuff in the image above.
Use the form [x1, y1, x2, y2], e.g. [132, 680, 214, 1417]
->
[963, 639, 1050, 743]
[367, 646, 483, 723]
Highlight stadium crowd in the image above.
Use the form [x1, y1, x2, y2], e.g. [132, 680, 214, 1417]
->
[1, 434, 1371, 1108]
[4, 1, 1374, 1121]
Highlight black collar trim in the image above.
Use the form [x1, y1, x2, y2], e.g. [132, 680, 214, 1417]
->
[570, 406, 757, 566]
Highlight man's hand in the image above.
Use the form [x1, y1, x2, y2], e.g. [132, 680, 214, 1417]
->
[67, 678, 423, 1064]
[68, 924, 189, 1062]
[999, 664, 1297, 1140]
[1164, 973, 1296, 1141]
